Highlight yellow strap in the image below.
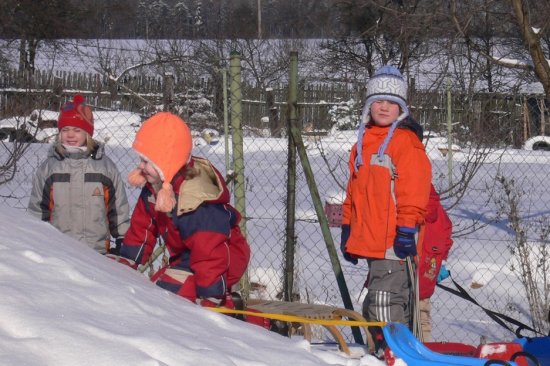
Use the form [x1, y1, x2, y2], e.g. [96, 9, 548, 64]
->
[207, 307, 386, 327]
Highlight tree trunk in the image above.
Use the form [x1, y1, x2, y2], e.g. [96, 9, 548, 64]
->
[511, 0, 550, 101]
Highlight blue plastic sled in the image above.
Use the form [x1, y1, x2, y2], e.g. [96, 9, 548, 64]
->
[515, 336, 550, 365]
[382, 322, 521, 366]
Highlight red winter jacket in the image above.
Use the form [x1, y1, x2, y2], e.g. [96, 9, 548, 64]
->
[418, 185, 453, 299]
[121, 157, 250, 300]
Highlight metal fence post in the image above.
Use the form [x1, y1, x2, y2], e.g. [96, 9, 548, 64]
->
[222, 66, 230, 175]
[284, 51, 298, 302]
[286, 51, 363, 345]
[229, 50, 250, 298]
[447, 79, 453, 189]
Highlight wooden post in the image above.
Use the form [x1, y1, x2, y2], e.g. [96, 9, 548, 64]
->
[229, 51, 250, 299]
[163, 73, 175, 112]
[222, 67, 230, 175]
[284, 52, 298, 303]
[51, 76, 63, 111]
[266, 87, 280, 137]
[107, 68, 117, 100]
[539, 98, 546, 136]
[523, 98, 530, 141]
[95, 74, 102, 99]
[447, 80, 454, 189]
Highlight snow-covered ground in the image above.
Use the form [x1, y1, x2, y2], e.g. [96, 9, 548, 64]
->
[0, 207, 387, 366]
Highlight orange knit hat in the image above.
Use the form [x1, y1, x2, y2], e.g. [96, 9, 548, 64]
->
[128, 112, 193, 212]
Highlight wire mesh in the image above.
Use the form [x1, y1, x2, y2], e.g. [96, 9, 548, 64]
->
[1, 42, 549, 347]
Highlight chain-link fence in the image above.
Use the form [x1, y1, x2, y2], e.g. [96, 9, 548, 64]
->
[1, 41, 549, 346]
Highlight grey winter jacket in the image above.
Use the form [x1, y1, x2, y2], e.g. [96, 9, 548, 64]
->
[28, 143, 130, 254]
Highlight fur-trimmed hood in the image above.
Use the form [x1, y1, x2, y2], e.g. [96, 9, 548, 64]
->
[175, 156, 230, 215]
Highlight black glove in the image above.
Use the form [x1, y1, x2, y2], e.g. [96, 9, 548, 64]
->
[393, 226, 417, 259]
[340, 224, 358, 265]
[109, 237, 123, 255]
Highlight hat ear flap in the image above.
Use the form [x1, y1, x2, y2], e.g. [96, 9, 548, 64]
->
[155, 182, 176, 213]
[128, 168, 147, 187]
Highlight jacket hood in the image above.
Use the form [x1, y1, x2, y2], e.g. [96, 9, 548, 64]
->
[175, 156, 230, 215]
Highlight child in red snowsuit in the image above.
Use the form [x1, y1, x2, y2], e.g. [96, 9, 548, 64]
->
[418, 185, 453, 341]
[111, 112, 250, 305]
[400, 117, 454, 341]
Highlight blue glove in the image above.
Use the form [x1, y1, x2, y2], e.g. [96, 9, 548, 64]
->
[393, 226, 417, 259]
[437, 264, 450, 283]
[340, 224, 358, 265]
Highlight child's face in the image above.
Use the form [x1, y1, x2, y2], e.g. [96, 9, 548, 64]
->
[59, 126, 87, 147]
[370, 100, 400, 127]
[137, 158, 162, 185]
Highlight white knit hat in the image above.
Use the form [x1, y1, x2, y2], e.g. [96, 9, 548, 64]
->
[365, 65, 408, 115]
[355, 65, 410, 170]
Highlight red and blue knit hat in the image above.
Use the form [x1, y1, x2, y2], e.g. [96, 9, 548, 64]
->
[58, 95, 94, 136]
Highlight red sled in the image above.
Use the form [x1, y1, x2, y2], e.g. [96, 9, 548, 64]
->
[424, 342, 477, 357]
[425, 342, 529, 366]
[383, 323, 539, 366]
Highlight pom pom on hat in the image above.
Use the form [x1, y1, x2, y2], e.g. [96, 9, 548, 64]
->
[132, 112, 193, 212]
[128, 168, 147, 188]
[58, 94, 94, 136]
[73, 94, 85, 104]
[155, 182, 177, 213]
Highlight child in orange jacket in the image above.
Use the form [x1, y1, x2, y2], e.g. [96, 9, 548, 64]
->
[340, 65, 432, 355]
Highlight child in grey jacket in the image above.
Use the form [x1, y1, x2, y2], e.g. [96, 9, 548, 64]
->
[28, 95, 129, 254]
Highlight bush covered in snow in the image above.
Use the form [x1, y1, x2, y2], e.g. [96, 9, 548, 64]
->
[328, 99, 359, 133]
[172, 91, 218, 131]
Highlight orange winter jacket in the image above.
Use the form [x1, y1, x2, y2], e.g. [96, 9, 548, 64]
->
[342, 125, 431, 259]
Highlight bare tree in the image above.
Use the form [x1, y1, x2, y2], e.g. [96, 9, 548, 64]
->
[317, 0, 448, 81]
[451, 0, 550, 100]
[0, 0, 82, 73]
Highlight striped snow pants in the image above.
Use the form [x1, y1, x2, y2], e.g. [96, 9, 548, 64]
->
[363, 258, 411, 352]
